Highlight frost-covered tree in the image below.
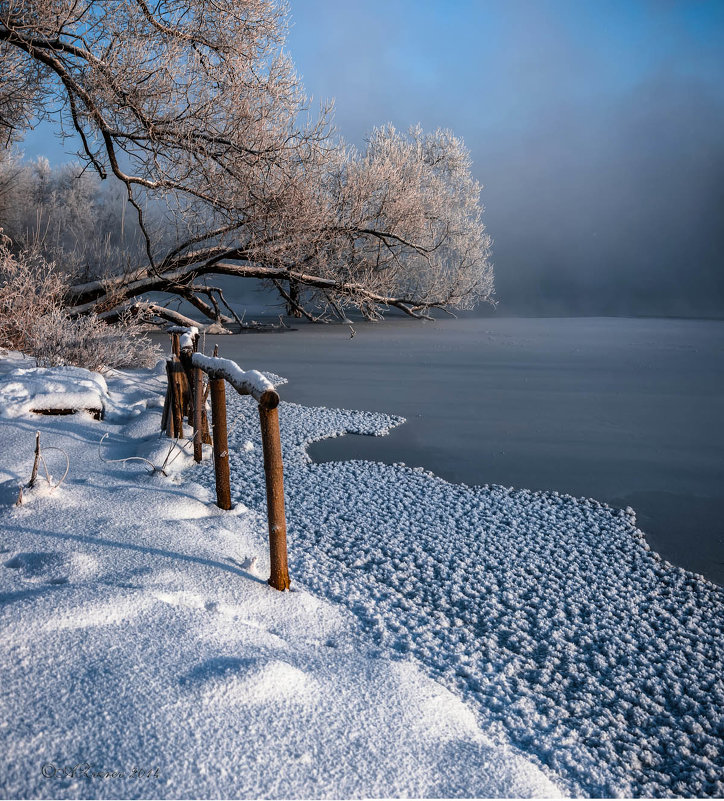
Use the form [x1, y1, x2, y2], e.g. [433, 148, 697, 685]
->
[0, 0, 493, 324]
[0, 153, 150, 281]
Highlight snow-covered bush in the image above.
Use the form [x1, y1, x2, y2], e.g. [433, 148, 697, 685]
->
[0, 240, 64, 353]
[0, 242, 160, 370]
[28, 308, 160, 371]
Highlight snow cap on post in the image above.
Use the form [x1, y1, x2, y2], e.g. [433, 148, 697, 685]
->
[167, 325, 199, 351]
[191, 353, 279, 408]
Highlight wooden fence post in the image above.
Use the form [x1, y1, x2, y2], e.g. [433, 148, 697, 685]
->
[179, 340, 203, 463]
[194, 334, 212, 446]
[259, 403, 290, 591]
[210, 376, 232, 510]
[192, 366, 204, 463]
[163, 359, 175, 437]
[197, 345, 213, 445]
[169, 357, 186, 439]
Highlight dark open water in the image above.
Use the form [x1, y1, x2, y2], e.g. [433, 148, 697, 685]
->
[176, 316, 724, 586]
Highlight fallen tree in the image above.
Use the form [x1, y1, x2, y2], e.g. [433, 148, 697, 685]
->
[1, 0, 494, 325]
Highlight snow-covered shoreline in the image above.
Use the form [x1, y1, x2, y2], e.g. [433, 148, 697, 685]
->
[1, 356, 723, 798]
[0, 358, 561, 799]
[205, 388, 724, 798]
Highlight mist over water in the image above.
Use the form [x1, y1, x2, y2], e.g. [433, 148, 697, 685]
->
[480, 76, 724, 317]
[287, 0, 724, 319]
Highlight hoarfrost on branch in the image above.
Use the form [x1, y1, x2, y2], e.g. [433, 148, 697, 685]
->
[0, 0, 493, 324]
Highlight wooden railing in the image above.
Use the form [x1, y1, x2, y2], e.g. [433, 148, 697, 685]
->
[162, 327, 290, 591]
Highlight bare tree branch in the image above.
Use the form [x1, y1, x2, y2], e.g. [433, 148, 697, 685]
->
[0, 0, 494, 324]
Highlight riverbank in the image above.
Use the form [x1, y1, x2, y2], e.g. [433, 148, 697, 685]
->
[0, 355, 559, 799]
[191, 316, 724, 585]
[1, 352, 723, 796]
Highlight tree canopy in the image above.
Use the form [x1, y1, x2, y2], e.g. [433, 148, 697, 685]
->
[0, 0, 493, 326]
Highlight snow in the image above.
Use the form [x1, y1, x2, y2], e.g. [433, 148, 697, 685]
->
[191, 352, 276, 402]
[197, 391, 724, 798]
[173, 325, 199, 351]
[2, 351, 722, 798]
[0, 363, 108, 418]
[0, 358, 561, 799]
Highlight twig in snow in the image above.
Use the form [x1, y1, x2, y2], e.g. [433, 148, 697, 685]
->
[98, 432, 169, 476]
[38, 446, 70, 490]
[158, 436, 194, 471]
[28, 431, 41, 488]
[17, 432, 70, 503]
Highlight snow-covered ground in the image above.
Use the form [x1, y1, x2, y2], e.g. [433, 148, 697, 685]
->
[206, 390, 724, 798]
[1, 355, 723, 798]
[0, 356, 561, 799]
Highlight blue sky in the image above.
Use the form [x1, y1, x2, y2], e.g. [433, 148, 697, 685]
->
[19, 0, 724, 315]
[285, 0, 724, 137]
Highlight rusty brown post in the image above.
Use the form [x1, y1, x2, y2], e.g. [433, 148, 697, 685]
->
[171, 332, 180, 357]
[179, 343, 199, 449]
[259, 403, 290, 591]
[209, 376, 232, 510]
[190, 334, 203, 461]
[164, 359, 175, 437]
[201, 343, 217, 446]
[178, 354, 194, 421]
[200, 392, 212, 444]
[193, 366, 203, 463]
[169, 358, 185, 439]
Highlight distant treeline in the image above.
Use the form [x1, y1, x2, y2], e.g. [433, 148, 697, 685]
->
[0, 150, 157, 282]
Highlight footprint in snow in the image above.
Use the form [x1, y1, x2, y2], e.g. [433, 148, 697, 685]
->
[152, 590, 287, 646]
[0, 479, 22, 508]
[181, 655, 258, 685]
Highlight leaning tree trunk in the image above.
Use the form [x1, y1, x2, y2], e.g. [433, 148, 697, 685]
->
[286, 279, 303, 318]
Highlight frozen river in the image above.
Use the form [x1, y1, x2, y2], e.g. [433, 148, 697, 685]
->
[186, 316, 724, 586]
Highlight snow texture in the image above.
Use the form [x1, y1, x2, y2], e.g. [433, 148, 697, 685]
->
[173, 326, 199, 351]
[191, 353, 275, 401]
[0, 361, 559, 799]
[0, 364, 108, 417]
[194, 391, 724, 798]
